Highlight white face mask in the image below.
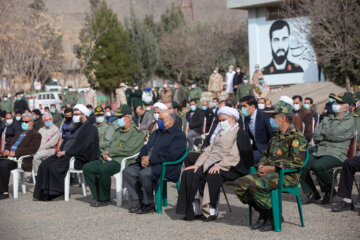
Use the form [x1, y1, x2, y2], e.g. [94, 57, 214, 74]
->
[219, 120, 232, 135]
[332, 102, 342, 113]
[72, 115, 81, 123]
[15, 116, 21, 121]
[6, 119, 13, 125]
[258, 104, 265, 110]
[134, 86, 139, 90]
[163, 84, 168, 88]
[293, 104, 301, 111]
[236, 69, 240, 73]
[154, 113, 159, 121]
[96, 116, 105, 123]
[105, 112, 111, 117]
[146, 107, 151, 111]
[243, 80, 249, 84]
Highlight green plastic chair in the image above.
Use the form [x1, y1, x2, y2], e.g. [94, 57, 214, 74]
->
[248, 149, 309, 232]
[155, 146, 189, 214]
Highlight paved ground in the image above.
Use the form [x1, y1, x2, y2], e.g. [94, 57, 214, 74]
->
[0, 180, 359, 240]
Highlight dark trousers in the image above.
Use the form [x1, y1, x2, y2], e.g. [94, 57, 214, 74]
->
[337, 157, 360, 199]
[123, 163, 154, 205]
[176, 166, 241, 219]
[0, 159, 17, 193]
[83, 160, 120, 202]
[300, 154, 342, 194]
[253, 149, 263, 165]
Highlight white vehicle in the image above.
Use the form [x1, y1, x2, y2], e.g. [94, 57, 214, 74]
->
[30, 92, 63, 112]
[44, 79, 62, 91]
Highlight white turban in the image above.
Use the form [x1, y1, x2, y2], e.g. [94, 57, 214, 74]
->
[217, 106, 239, 121]
[153, 102, 168, 111]
[73, 104, 90, 117]
[278, 96, 293, 107]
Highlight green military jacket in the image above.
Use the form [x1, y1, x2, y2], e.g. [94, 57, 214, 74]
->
[104, 124, 144, 165]
[63, 92, 78, 107]
[236, 83, 253, 102]
[313, 113, 355, 161]
[259, 126, 307, 183]
[188, 87, 202, 107]
[52, 110, 62, 128]
[0, 101, 13, 113]
[96, 121, 114, 153]
[352, 109, 360, 140]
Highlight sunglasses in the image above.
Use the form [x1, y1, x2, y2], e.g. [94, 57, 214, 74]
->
[22, 120, 31, 123]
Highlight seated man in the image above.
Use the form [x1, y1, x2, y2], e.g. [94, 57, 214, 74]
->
[32, 109, 44, 131]
[32, 113, 60, 176]
[164, 101, 182, 129]
[123, 110, 186, 214]
[94, 106, 113, 143]
[186, 99, 205, 151]
[331, 157, 360, 212]
[61, 108, 73, 141]
[233, 97, 307, 231]
[50, 104, 62, 128]
[2, 112, 21, 151]
[176, 106, 253, 221]
[136, 105, 154, 136]
[33, 104, 100, 201]
[83, 105, 144, 207]
[0, 113, 41, 199]
[241, 95, 273, 164]
[104, 105, 116, 123]
[301, 93, 355, 205]
[201, 101, 215, 133]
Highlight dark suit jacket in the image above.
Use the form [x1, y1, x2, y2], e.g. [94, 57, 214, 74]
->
[2, 120, 21, 149]
[203, 109, 214, 133]
[186, 108, 205, 134]
[6, 129, 41, 171]
[244, 109, 273, 153]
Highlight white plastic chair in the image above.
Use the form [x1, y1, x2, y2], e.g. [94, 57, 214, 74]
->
[112, 152, 139, 206]
[64, 157, 87, 201]
[9, 155, 34, 199]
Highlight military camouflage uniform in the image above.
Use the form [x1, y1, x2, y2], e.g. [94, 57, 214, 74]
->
[234, 100, 307, 210]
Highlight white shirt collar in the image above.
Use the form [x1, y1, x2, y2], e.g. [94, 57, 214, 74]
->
[251, 109, 257, 121]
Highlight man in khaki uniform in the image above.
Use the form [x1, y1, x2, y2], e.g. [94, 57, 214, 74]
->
[83, 105, 144, 207]
[84, 85, 97, 108]
[208, 67, 223, 99]
[116, 83, 127, 108]
[251, 64, 264, 86]
[159, 80, 173, 103]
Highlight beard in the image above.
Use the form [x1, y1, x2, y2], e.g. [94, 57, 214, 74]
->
[272, 48, 288, 65]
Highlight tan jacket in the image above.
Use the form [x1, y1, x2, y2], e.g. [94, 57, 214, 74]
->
[251, 70, 264, 86]
[159, 88, 173, 103]
[208, 73, 223, 92]
[116, 88, 127, 107]
[38, 124, 60, 151]
[195, 125, 240, 172]
[84, 90, 97, 107]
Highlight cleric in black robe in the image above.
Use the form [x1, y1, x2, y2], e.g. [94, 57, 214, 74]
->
[33, 104, 99, 201]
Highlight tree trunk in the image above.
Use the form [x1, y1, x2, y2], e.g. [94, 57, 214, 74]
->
[110, 90, 114, 105]
[345, 75, 351, 93]
[177, 71, 183, 84]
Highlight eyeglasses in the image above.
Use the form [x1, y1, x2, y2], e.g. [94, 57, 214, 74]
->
[22, 120, 30, 123]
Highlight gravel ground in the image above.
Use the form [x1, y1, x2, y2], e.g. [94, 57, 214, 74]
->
[0, 180, 359, 240]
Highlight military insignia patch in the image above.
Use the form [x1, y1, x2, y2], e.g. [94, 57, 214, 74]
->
[118, 107, 122, 112]
[119, 142, 123, 147]
[276, 149, 283, 156]
[292, 139, 299, 148]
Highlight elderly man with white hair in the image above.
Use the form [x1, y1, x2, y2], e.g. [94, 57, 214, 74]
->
[32, 113, 61, 176]
[0, 113, 41, 200]
[145, 102, 168, 141]
[176, 106, 254, 222]
[33, 104, 100, 201]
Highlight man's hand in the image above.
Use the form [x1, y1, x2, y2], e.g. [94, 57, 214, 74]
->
[102, 154, 109, 161]
[208, 166, 220, 174]
[57, 151, 65, 157]
[184, 165, 199, 173]
[3, 150, 9, 157]
[258, 165, 275, 176]
[141, 156, 150, 168]
[9, 151, 15, 157]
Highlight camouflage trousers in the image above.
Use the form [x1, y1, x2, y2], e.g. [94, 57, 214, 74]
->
[233, 172, 297, 210]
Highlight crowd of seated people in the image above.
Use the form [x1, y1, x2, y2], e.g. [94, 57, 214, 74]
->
[0, 84, 360, 232]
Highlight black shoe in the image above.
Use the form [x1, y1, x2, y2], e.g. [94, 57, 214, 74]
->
[251, 214, 266, 230]
[182, 215, 204, 221]
[129, 202, 143, 213]
[32, 197, 39, 201]
[331, 201, 354, 212]
[0, 193, 9, 200]
[321, 189, 336, 204]
[25, 176, 33, 184]
[259, 210, 274, 232]
[90, 200, 111, 207]
[302, 192, 321, 204]
[202, 215, 217, 222]
[136, 203, 155, 214]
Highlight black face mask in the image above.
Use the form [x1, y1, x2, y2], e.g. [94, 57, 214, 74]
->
[65, 117, 72, 122]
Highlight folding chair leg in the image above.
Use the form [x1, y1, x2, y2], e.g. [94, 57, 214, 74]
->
[64, 171, 70, 201]
[221, 184, 232, 213]
[80, 173, 86, 197]
[12, 170, 19, 199]
[295, 192, 305, 227]
[32, 169, 36, 186]
[162, 181, 168, 207]
[248, 206, 252, 228]
[115, 173, 122, 206]
[271, 190, 281, 232]
[20, 171, 26, 194]
[155, 181, 163, 214]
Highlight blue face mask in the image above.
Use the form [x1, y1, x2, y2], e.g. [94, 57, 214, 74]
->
[329, 98, 334, 103]
[158, 120, 166, 130]
[21, 122, 29, 131]
[50, 108, 56, 114]
[303, 104, 310, 110]
[32, 116, 36, 120]
[190, 105, 196, 112]
[259, 80, 264, 84]
[201, 106, 207, 111]
[241, 107, 249, 117]
[16, 97, 22, 101]
[212, 102, 217, 108]
[117, 118, 125, 127]
[270, 118, 279, 129]
[45, 121, 53, 128]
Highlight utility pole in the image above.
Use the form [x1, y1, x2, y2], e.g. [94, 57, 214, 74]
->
[180, 0, 194, 22]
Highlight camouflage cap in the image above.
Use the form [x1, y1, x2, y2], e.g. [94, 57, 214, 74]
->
[114, 104, 132, 117]
[265, 96, 293, 115]
[94, 106, 104, 116]
[331, 92, 355, 105]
